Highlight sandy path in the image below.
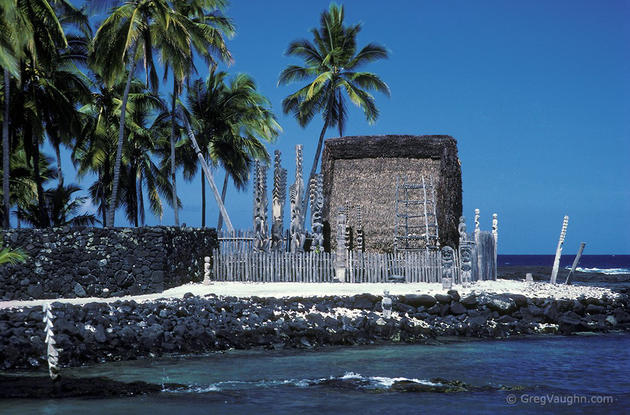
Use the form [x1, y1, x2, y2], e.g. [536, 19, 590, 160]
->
[0, 280, 618, 310]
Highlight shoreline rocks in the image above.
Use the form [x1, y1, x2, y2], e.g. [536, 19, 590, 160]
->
[0, 291, 628, 371]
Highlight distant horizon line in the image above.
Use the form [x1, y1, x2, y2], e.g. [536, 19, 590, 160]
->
[499, 253, 630, 256]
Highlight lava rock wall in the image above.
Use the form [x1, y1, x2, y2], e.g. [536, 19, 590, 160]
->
[0, 227, 217, 300]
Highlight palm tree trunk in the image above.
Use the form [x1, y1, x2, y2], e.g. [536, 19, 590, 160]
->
[100, 171, 107, 227]
[301, 119, 329, 226]
[170, 79, 179, 226]
[201, 171, 206, 228]
[107, 42, 139, 227]
[217, 172, 229, 231]
[53, 141, 63, 186]
[31, 133, 47, 228]
[182, 114, 234, 232]
[2, 69, 10, 229]
[138, 175, 145, 226]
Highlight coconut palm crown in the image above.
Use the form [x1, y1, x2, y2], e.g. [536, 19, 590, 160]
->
[279, 3, 390, 220]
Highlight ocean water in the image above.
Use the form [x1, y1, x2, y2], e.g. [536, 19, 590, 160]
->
[3, 333, 629, 414]
[499, 255, 630, 275]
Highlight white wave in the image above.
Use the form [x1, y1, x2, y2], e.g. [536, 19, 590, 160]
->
[340, 371, 363, 380]
[369, 376, 439, 388]
[338, 372, 439, 388]
[166, 377, 319, 393]
[166, 372, 437, 393]
[564, 266, 630, 275]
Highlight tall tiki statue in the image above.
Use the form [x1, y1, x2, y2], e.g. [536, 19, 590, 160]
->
[271, 150, 287, 251]
[253, 161, 269, 252]
[310, 174, 324, 252]
[290, 145, 305, 253]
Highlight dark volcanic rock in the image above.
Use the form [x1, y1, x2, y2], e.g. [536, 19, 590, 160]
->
[449, 302, 467, 315]
[0, 375, 185, 399]
[585, 304, 605, 314]
[353, 294, 378, 310]
[402, 294, 437, 308]
[0, 227, 218, 301]
[460, 295, 478, 308]
[508, 294, 528, 308]
[447, 290, 461, 302]
[73, 283, 87, 298]
[435, 294, 451, 304]
[482, 295, 517, 314]
[1, 290, 627, 370]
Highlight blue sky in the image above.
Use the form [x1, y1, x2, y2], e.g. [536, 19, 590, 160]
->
[56, 0, 629, 254]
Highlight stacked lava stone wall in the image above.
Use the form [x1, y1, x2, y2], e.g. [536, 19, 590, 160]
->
[0, 226, 217, 300]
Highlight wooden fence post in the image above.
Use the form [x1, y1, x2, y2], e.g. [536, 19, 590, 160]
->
[550, 215, 569, 284]
[565, 242, 586, 285]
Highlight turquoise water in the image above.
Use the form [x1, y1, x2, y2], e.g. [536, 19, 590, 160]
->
[2, 333, 629, 414]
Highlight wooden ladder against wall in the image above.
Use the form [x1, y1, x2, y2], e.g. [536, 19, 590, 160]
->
[394, 176, 439, 254]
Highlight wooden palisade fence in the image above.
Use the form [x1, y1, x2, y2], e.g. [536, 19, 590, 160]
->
[212, 249, 458, 283]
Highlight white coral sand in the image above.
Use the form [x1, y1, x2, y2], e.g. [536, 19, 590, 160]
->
[0, 280, 618, 310]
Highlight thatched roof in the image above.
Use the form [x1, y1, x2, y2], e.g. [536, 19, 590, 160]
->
[322, 134, 456, 161]
[322, 135, 462, 250]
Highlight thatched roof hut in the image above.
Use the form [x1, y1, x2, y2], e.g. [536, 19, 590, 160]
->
[321, 135, 462, 252]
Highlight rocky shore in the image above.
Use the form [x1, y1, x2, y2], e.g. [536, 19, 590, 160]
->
[1, 288, 629, 371]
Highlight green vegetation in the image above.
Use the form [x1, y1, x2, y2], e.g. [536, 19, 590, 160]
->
[184, 70, 280, 229]
[0, 245, 26, 265]
[279, 3, 390, 219]
[0, 0, 250, 228]
[0, 1, 388, 230]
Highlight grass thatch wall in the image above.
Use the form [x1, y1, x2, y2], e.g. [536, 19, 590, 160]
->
[321, 135, 462, 252]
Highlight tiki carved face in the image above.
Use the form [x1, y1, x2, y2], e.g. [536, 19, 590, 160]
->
[460, 246, 472, 272]
[442, 246, 454, 265]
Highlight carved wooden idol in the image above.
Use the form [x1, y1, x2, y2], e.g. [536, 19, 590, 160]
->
[343, 201, 352, 251]
[334, 208, 347, 282]
[271, 150, 287, 252]
[459, 244, 473, 286]
[290, 145, 305, 253]
[474, 208, 480, 236]
[310, 174, 324, 252]
[441, 246, 455, 288]
[253, 161, 269, 252]
[458, 216, 467, 243]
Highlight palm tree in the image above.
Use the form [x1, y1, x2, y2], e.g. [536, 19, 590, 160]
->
[278, 3, 390, 221]
[17, 183, 98, 227]
[91, 0, 232, 227]
[1, 1, 90, 229]
[185, 71, 280, 228]
[0, 145, 56, 227]
[119, 87, 173, 226]
[157, 0, 234, 226]
[90, 0, 164, 226]
[0, 1, 30, 229]
[12, 1, 88, 228]
[16, 49, 90, 227]
[0, 0, 64, 229]
[74, 77, 170, 227]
